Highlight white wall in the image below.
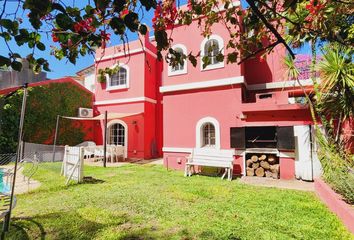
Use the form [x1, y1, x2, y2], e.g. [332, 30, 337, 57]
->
[84, 72, 96, 93]
[294, 125, 322, 181]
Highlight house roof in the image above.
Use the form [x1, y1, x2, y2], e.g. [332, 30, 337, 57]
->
[0, 77, 94, 96]
[76, 64, 95, 77]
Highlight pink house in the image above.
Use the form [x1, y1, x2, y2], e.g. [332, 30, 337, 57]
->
[93, 34, 163, 160]
[159, 2, 320, 180]
[87, 1, 322, 180]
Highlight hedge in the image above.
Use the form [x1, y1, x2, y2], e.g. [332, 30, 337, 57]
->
[0, 82, 92, 153]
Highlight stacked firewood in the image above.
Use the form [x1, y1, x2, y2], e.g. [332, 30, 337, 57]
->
[246, 154, 279, 179]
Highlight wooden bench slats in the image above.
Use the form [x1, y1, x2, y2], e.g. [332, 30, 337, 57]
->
[191, 155, 230, 162]
[189, 158, 232, 163]
[185, 148, 234, 181]
[187, 160, 232, 166]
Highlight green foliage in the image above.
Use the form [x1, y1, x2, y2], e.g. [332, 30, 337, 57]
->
[0, 82, 92, 153]
[283, 43, 354, 204]
[316, 131, 354, 204]
[97, 65, 120, 83]
[0, 0, 351, 71]
[284, 54, 300, 80]
[7, 163, 352, 239]
[316, 44, 354, 121]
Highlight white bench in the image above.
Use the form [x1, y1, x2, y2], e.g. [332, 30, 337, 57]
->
[184, 148, 234, 181]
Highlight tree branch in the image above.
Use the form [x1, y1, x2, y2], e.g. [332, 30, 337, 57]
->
[238, 40, 279, 64]
[245, 0, 295, 59]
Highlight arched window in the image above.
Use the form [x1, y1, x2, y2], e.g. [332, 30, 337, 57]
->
[202, 123, 216, 147]
[200, 35, 224, 70]
[110, 67, 127, 87]
[196, 117, 220, 149]
[204, 39, 220, 65]
[106, 64, 129, 91]
[109, 123, 125, 146]
[172, 47, 185, 72]
[168, 44, 188, 76]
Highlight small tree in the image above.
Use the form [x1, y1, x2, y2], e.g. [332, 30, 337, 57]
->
[284, 44, 354, 203]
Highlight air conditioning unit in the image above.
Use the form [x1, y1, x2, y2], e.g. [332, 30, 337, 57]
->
[78, 108, 93, 118]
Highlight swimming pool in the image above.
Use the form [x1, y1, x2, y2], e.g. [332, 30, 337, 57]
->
[0, 169, 10, 193]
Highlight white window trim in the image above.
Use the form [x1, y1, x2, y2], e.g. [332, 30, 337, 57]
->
[107, 119, 128, 158]
[168, 44, 188, 76]
[106, 63, 130, 91]
[195, 117, 220, 149]
[200, 35, 225, 71]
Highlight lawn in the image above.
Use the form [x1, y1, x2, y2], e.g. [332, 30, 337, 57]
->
[4, 163, 353, 240]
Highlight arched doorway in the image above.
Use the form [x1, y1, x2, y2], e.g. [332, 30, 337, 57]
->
[107, 120, 128, 158]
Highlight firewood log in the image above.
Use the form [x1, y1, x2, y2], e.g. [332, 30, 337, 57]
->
[252, 162, 259, 169]
[246, 159, 253, 167]
[268, 155, 276, 164]
[251, 155, 259, 162]
[260, 161, 270, 170]
[270, 164, 279, 173]
[246, 167, 255, 176]
[265, 170, 272, 178]
[259, 154, 267, 161]
[255, 167, 265, 177]
[271, 171, 279, 179]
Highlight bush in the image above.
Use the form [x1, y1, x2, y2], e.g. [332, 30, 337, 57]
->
[317, 132, 354, 204]
[0, 82, 92, 153]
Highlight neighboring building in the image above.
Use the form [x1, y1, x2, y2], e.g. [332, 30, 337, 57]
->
[0, 59, 47, 90]
[76, 64, 96, 93]
[79, 1, 326, 180]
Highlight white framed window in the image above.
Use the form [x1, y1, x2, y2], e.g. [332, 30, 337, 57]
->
[106, 63, 130, 91]
[203, 123, 216, 147]
[107, 119, 128, 158]
[109, 123, 125, 146]
[200, 35, 224, 71]
[168, 44, 188, 76]
[196, 117, 221, 149]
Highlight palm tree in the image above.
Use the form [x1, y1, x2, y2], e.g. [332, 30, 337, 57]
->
[315, 44, 354, 148]
[316, 44, 354, 125]
[284, 46, 354, 203]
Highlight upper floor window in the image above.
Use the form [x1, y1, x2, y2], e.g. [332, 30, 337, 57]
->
[204, 39, 220, 65]
[200, 35, 224, 71]
[172, 47, 185, 72]
[168, 44, 188, 76]
[111, 67, 127, 86]
[106, 64, 129, 91]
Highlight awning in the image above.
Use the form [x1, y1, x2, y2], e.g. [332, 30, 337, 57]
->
[60, 112, 143, 121]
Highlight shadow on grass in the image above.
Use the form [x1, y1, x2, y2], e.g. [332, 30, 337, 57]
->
[5, 212, 108, 240]
[81, 176, 105, 184]
[4, 211, 163, 240]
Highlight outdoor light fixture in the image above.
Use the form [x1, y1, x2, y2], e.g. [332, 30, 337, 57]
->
[240, 113, 247, 119]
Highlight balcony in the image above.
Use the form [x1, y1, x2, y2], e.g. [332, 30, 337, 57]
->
[241, 91, 308, 113]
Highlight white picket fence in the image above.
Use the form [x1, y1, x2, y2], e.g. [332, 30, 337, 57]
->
[61, 146, 84, 185]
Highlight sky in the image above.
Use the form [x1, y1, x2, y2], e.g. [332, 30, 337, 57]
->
[0, 0, 312, 79]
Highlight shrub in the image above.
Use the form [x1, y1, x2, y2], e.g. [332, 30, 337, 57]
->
[0, 82, 92, 153]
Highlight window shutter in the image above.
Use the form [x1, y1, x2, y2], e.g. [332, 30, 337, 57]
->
[230, 127, 245, 149]
[276, 126, 295, 150]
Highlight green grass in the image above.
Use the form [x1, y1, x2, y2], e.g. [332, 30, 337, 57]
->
[4, 163, 353, 240]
